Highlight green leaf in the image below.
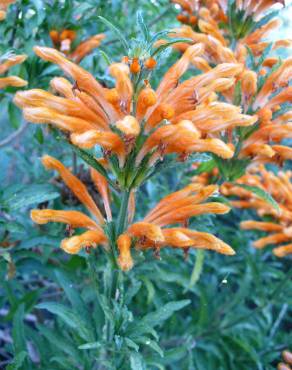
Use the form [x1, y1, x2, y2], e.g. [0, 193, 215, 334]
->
[136, 337, 164, 357]
[235, 184, 279, 213]
[3, 184, 59, 211]
[54, 270, 89, 318]
[137, 11, 150, 42]
[7, 351, 27, 370]
[8, 102, 22, 129]
[78, 342, 102, 350]
[140, 299, 190, 327]
[34, 126, 44, 144]
[98, 16, 129, 52]
[12, 304, 26, 355]
[70, 144, 116, 189]
[98, 49, 112, 66]
[130, 352, 146, 370]
[187, 159, 216, 176]
[38, 324, 80, 360]
[36, 302, 92, 341]
[233, 81, 242, 106]
[189, 250, 205, 288]
[125, 337, 140, 352]
[151, 38, 193, 57]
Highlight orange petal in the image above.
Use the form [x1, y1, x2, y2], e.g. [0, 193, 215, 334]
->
[70, 130, 126, 167]
[33, 46, 116, 121]
[21, 107, 95, 132]
[90, 167, 112, 221]
[163, 228, 235, 255]
[31, 209, 99, 229]
[117, 234, 133, 271]
[0, 76, 27, 88]
[116, 115, 140, 136]
[42, 155, 104, 224]
[273, 244, 292, 257]
[128, 222, 165, 243]
[0, 54, 27, 74]
[70, 34, 105, 63]
[240, 221, 283, 232]
[253, 233, 290, 249]
[61, 230, 107, 254]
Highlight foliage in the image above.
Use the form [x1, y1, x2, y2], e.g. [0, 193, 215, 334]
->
[0, 1, 291, 369]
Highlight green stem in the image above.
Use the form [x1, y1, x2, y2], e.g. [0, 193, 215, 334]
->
[116, 190, 130, 236]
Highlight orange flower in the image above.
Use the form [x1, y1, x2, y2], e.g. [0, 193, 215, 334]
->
[42, 155, 104, 225]
[49, 28, 105, 63]
[61, 230, 107, 254]
[14, 46, 256, 174]
[115, 183, 234, 270]
[0, 53, 27, 88]
[30, 153, 234, 268]
[30, 157, 109, 254]
[117, 234, 133, 271]
[223, 166, 292, 257]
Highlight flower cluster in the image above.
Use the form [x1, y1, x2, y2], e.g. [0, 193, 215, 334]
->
[14, 45, 256, 170]
[171, 0, 287, 52]
[30, 155, 234, 271]
[0, 52, 27, 89]
[221, 165, 292, 257]
[49, 29, 105, 63]
[166, 0, 292, 179]
[12, 43, 251, 270]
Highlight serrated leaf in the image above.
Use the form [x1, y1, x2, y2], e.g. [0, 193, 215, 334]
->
[235, 184, 279, 213]
[98, 16, 128, 52]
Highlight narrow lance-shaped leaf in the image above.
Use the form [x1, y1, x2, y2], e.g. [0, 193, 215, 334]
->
[235, 184, 280, 213]
[98, 16, 129, 52]
[137, 11, 150, 43]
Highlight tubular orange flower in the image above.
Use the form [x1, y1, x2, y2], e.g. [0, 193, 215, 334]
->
[42, 155, 105, 224]
[30, 157, 109, 254]
[70, 130, 126, 166]
[49, 28, 105, 63]
[90, 165, 112, 222]
[221, 166, 292, 257]
[31, 209, 99, 230]
[0, 53, 27, 88]
[14, 45, 257, 176]
[117, 184, 234, 267]
[117, 234, 133, 271]
[61, 230, 107, 254]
